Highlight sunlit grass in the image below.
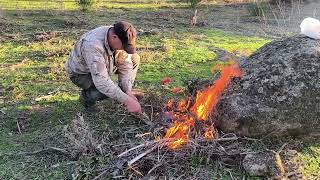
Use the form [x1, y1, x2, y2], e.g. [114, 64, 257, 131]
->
[0, 0, 187, 11]
[136, 28, 268, 87]
[298, 144, 320, 178]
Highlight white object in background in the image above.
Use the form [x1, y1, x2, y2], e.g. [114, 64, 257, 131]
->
[300, 17, 320, 39]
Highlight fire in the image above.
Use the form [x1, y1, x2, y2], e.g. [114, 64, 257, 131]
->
[164, 63, 242, 149]
[191, 64, 242, 120]
[204, 125, 216, 139]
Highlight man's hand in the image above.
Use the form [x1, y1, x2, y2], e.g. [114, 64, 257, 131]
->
[126, 90, 138, 101]
[125, 96, 142, 114]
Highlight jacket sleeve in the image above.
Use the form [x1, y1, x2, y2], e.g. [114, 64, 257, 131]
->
[115, 53, 134, 93]
[81, 42, 129, 103]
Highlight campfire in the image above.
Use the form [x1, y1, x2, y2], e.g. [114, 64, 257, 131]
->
[117, 62, 243, 170]
[163, 63, 242, 149]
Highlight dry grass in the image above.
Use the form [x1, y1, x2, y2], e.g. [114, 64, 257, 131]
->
[64, 113, 102, 156]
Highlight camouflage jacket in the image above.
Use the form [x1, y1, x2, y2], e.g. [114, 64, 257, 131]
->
[65, 26, 134, 103]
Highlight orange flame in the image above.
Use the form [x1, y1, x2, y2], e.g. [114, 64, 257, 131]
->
[204, 125, 216, 139]
[191, 64, 242, 120]
[164, 63, 242, 149]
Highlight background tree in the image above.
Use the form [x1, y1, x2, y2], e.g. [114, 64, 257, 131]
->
[187, 0, 202, 26]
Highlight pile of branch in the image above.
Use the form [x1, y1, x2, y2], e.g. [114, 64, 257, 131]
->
[95, 133, 258, 179]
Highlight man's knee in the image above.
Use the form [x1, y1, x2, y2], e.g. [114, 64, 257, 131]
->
[70, 73, 94, 90]
[86, 87, 108, 102]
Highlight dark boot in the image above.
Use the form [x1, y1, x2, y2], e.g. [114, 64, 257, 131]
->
[80, 90, 99, 112]
[80, 87, 109, 112]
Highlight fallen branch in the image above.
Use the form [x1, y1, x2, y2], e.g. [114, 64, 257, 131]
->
[128, 144, 159, 166]
[268, 143, 288, 178]
[118, 143, 148, 158]
[93, 169, 110, 180]
[16, 121, 21, 134]
[117, 138, 167, 158]
[119, 136, 243, 166]
[147, 163, 162, 175]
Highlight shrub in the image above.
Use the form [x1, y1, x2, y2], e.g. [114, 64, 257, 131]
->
[247, 1, 269, 17]
[76, 0, 94, 11]
[188, 0, 202, 10]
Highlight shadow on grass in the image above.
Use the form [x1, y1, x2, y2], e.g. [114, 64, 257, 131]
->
[0, 99, 81, 179]
[0, 94, 155, 179]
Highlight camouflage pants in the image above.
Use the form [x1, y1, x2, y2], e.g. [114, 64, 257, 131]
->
[69, 54, 140, 103]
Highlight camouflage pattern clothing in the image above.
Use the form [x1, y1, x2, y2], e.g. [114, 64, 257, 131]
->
[65, 26, 140, 104]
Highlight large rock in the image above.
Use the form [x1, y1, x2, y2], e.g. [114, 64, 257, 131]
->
[215, 35, 320, 138]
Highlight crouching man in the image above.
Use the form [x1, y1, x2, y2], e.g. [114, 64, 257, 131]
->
[65, 21, 142, 114]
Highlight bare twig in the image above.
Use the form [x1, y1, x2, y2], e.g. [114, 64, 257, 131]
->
[128, 166, 143, 176]
[128, 144, 159, 166]
[147, 163, 162, 175]
[112, 142, 132, 148]
[277, 143, 288, 154]
[93, 169, 109, 180]
[150, 105, 154, 122]
[118, 143, 149, 158]
[0, 109, 6, 115]
[135, 132, 152, 138]
[267, 143, 288, 178]
[242, 136, 260, 141]
[16, 121, 21, 134]
[275, 143, 287, 177]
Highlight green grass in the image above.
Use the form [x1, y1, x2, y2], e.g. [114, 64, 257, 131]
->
[0, 0, 188, 11]
[298, 143, 320, 177]
[0, 0, 319, 179]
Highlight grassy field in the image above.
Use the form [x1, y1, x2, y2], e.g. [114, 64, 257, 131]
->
[0, 0, 319, 179]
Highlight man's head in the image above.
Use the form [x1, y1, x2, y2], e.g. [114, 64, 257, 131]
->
[108, 21, 137, 54]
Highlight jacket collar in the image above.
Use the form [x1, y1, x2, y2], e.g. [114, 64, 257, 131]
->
[104, 26, 114, 56]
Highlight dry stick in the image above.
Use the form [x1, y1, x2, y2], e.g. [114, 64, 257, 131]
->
[116, 135, 245, 171]
[267, 143, 287, 178]
[128, 144, 159, 166]
[147, 163, 162, 175]
[150, 105, 154, 122]
[0, 109, 5, 115]
[125, 137, 241, 166]
[16, 121, 21, 134]
[92, 169, 109, 180]
[275, 143, 287, 178]
[128, 166, 143, 176]
[118, 143, 148, 157]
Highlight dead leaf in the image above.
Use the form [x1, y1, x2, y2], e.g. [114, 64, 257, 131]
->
[170, 87, 184, 94]
[161, 77, 172, 85]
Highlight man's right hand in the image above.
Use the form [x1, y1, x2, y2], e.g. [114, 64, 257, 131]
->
[125, 96, 142, 114]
